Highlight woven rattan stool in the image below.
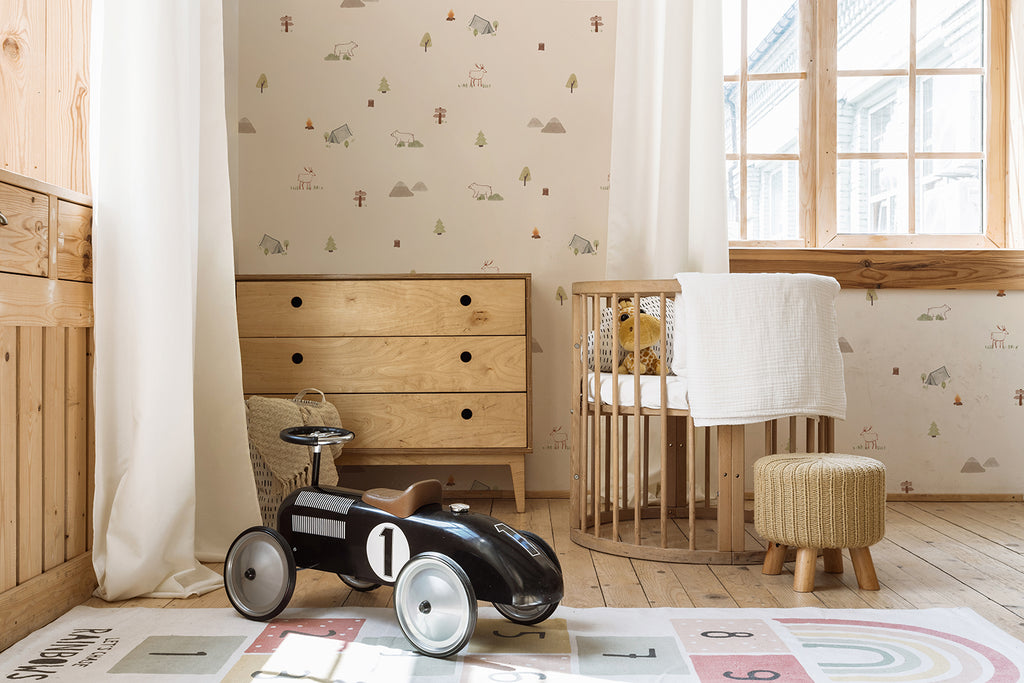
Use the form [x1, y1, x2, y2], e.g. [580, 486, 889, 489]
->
[754, 453, 886, 592]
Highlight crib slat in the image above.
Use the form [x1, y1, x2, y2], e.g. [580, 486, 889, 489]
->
[789, 416, 797, 452]
[659, 294, 669, 549]
[631, 293, 641, 546]
[687, 416, 696, 550]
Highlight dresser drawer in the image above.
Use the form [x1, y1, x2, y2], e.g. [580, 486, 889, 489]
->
[236, 279, 526, 337]
[0, 182, 49, 277]
[322, 393, 527, 449]
[240, 336, 527, 393]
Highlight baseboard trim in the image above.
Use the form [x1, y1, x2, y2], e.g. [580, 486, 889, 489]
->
[443, 489, 570, 501]
[885, 493, 1022, 502]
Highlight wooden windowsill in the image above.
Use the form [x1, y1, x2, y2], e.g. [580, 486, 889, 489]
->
[729, 248, 1024, 290]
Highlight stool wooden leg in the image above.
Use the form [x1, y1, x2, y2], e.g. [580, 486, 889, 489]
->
[850, 546, 879, 590]
[762, 543, 787, 575]
[793, 547, 817, 592]
[823, 548, 843, 574]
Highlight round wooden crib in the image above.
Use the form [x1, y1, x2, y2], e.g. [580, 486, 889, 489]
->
[569, 280, 837, 564]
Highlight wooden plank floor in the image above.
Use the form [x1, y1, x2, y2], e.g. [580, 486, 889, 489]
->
[83, 499, 1024, 642]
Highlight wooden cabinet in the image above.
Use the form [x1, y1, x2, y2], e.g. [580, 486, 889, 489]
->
[236, 274, 532, 512]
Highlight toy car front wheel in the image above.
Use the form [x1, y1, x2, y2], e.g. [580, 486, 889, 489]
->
[338, 574, 380, 592]
[493, 530, 560, 625]
[393, 552, 477, 658]
[224, 526, 296, 621]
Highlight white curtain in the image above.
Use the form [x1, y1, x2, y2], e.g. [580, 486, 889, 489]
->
[90, 0, 260, 600]
[605, 0, 729, 279]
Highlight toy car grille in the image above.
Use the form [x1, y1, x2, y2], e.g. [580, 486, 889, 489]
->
[297, 490, 355, 515]
[293, 514, 347, 540]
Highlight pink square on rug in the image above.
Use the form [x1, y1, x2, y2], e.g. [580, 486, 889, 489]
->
[690, 654, 814, 681]
[245, 618, 365, 654]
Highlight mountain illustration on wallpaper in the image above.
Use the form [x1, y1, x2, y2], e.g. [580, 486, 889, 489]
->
[527, 117, 543, 128]
[390, 182, 414, 197]
[340, 0, 365, 8]
[238, 117, 255, 134]
[960, 457, 985, 473]
[541, 118, 566, 133]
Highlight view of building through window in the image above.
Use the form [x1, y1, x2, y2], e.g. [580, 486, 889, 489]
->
[724, 0, 986, 244]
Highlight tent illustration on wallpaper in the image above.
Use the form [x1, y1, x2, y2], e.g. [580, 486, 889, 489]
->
[923, 366, 950, 387]
[468, 15, 496, 35]
[326, 124, 353, 145]
[568, 234, 598, 255]
[541, 118, 566, 133]
[258, 234, 288, 255]
[961, 457, 985, 473]
[238, 117, 255, 134]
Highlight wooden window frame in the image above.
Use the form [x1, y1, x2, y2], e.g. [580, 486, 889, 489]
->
[727, 0, 1020, 289]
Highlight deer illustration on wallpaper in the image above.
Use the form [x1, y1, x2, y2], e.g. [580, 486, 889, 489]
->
[859, 426, 879, 450]
[297, 167, 316, 190]
[990, 325, 1010, 349]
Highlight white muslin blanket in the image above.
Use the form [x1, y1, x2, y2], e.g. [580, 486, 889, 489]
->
[672, 273, 846, 426]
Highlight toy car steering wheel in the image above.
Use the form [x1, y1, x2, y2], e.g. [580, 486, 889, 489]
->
[279, 425, 354, 447]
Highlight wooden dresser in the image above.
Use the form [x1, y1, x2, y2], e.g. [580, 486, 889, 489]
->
[236, 273, 532, 512]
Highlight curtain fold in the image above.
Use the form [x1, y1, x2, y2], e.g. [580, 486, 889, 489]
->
[90, 0, 260, 600]
[605, 0, 729, 279]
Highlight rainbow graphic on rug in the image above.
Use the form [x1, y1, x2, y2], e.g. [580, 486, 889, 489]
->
[2, 606, 1021, 682]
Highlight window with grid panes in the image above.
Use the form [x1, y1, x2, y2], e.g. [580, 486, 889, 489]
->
[723, 0, 1007, 248]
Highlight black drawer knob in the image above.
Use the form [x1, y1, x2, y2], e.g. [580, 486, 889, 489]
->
[291, 296, 303, 308]
[460, 351, 472, 363]
[292, 352, 304, 364]
[461, 408, 473, 420]
[460, 294, 472, 306]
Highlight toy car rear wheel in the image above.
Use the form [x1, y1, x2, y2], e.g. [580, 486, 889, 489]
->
[394, 552, 477, 658]
[224, 526, 295, 621]
[492, 530, 560, 625]
[338, 574, 380, 592]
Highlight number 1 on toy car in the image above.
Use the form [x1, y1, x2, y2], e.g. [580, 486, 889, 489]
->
[367, 522, 410, 581]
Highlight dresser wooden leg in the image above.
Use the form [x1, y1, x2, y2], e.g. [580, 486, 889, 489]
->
[762, 542, 787, 575]
[510, 456, 526, 513]
[850, 546, 879, 590]
[823, 548, 843, 574]
[793, 547, 817, 592]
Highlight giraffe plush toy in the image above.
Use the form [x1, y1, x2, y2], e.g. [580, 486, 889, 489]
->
[616, 300, 662, 375]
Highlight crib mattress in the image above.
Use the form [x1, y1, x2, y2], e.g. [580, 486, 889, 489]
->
[587, 371, 689, 410]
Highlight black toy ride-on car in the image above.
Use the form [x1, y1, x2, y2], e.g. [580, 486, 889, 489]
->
[224, 426, 564, 658]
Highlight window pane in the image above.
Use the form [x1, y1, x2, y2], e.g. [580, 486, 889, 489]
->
[747, 160, 799, 240]
[918, 0, 983, 69]
[916, 75, 983, 153]
[724, 83, 739, 154]
[838, 76, 908, 153]
[748, 0, 799, 74]
[723, 0, 741, 76]
[748, 80, 799, 153]
[838, 159, 908, 234]
[915, 159, 983, 234]
[838, 0, 909, 70]
[727, 160, 741, 239]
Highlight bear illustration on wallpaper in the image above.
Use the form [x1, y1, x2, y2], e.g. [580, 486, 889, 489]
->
[326, 41, 358, 61]
[390, 130, 422, 147]
[467, 183, 503, 201]
[917, 303, 951, 321]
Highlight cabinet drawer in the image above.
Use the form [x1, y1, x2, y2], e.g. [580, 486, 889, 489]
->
[240, 336, 526, 393]
[236, 279, 526, 337]
[0, 182, 48, 277]
[56, 200, 92, 282]
[323, 393, 527, 449]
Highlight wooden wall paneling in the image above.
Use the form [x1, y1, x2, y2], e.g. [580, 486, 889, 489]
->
[0, 326, 16, 592]
[0, 1, 47, 178]
[17, 326, 43, 583]
[65, 326, 88, 557]
[45, 0, 90, 196]
[86, 328, 94, 551]
[43, 326, 66, 571]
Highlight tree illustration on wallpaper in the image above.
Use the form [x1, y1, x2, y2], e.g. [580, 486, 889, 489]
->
[866, 290, 878, 305]
[566, 73, 579, 93]
[928, 421, 940, 438]
[475, 131, 488, 147]
[556, 286, 568, 306]
[433, 219, 446, 236]
[256, 73, 268, 93]
[519, 167, 532, 185]
[280, 15, 294, 32]
[325, 236, 337, 252]
[420, 33, 432, 52]
[377, 77, 391, 94]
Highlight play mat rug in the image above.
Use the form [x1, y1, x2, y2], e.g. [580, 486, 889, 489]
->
[3, 606, 1023, 682]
